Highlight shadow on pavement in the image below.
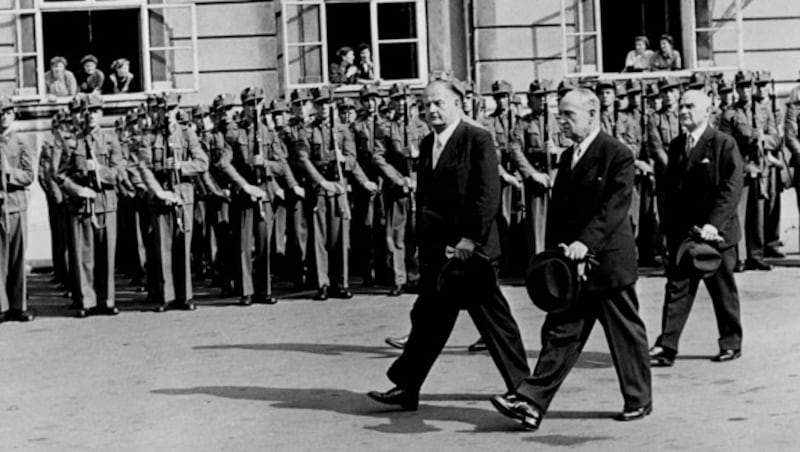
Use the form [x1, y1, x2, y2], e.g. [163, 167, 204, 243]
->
[151, 385, 618, 437]
[192, 342, 613, 368]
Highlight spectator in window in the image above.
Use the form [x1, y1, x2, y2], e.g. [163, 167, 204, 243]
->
[78, 54, 105, 94]
[356, 43, 376, 81]
[329, 46, 358, 84]
[650, 35, 682, 71]
[45, 56, 78, 97]
[623, 36, 654, 72]
[108, 58, 136, 94]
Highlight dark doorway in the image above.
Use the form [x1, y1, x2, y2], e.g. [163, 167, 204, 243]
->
[42, 9, 142, 94]
[599, 0, 682, 72]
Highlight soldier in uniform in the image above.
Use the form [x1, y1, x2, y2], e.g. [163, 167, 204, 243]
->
[786, 76, 800, 246]
[508, 80, 554, 259]
[293, 86, 378, 300]
[0, 97, 34, 322]
[40, 111, 70, 291]
[58, 93, 122, 318]
[138, 93, 209, 311]
[755, 71, 786, 258]
[720, 70, 779, 271]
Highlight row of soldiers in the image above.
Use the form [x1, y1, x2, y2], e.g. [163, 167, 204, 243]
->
[0, 68, 786, 322]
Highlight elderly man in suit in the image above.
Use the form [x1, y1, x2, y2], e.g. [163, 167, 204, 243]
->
[367, 79, 531, 411]
[649, 90, 744, 366]
[491, 88, 652, 430]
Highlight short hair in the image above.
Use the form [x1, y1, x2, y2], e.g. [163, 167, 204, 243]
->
[634, 36, 649, 47]
[660, 34, 674, 45]
[50, 56, 67, 67]
[357, 43, 370, 53]
[426, 79, 464, 102]
[336, 46, 354, 62]
[563, 88, 600, 114]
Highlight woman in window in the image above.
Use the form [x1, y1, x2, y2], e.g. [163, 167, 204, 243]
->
[329, 46, 358, 85]
[356, 43, 376, 81]
[650, 34, 682, 71]
[45, 56, 78, 97]
[108, 58, 136, 94]
[78, 54, 105, 94]
[623, 36, 654, 72]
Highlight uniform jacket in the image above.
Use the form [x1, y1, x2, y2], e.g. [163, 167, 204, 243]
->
[137, 125, 208, 207]
[719, 100, 780, 164]
[227, 118, 298, 201]
[416, 120, 501, 265]
[292, 120, 370, 189]
[662, 126, 744, 251]
[785, 100, 800, 164]
[0, 129, 34, 213]
[546, 131, 637, 292]
[646, 108, 681, 173]
[59, 128, 122, 213]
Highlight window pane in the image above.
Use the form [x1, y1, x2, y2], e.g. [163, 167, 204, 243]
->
[288, 44, 323, 84]
[285, 4, 322, 44]
[0, 0, 34, 9]
[0, 55, 38, 95]
[378, 42, 418, 80]
[150, 47, 194, 90]
[576, 0, 596, 33]
[572, 34, 598, 70]
[377, 2, 416, 40]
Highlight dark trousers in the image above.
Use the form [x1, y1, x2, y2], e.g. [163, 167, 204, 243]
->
[655, 245, 742, 354]
[353, 190, 386, 283]
[764, 166, 781, 248]
[231, 199, 274, 297]
[0, 211, 27, 312]
[70, 210, 116, 309]
[308, 192, 349, 290]
[384, 194, 409, 286]
[286, 195, 308, 285]
[47, 199, 70, 285]
[635, 177, 661, 264]
[387, 260, 530, 393]
[737, 179, 765, 261]
[516, 284, 652, 413]
[149, 204, 193, 304]
[524, 183, 548, 259]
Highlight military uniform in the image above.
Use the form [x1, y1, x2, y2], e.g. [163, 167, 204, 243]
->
[39, 112, 70, 289]
[0, 98, 34, 321]
[58, 94, 122, 316]
[138, 93, 209, 310]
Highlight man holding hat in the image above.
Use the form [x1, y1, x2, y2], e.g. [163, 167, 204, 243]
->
[0, 97, 34, 322]
[650, 89, 745, 366]
[138, 92, 209, 312]
[57, 93, 122, 317]
[492, 88, 652, 430]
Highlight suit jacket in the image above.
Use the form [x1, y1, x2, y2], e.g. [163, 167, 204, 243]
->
[547, 130, 637, 292]
[416, 120, 501, 268]
[662, 126, 743, 252]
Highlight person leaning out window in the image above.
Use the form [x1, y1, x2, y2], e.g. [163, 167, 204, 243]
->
[108, 58, 136, 94]
[45, 56, 78, 97]
[329, 46, 358, 85]
[623, 36, 654, 72]
[650, 35, 682, 71]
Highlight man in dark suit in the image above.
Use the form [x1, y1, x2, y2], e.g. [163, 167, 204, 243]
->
[649, 90, 744, 366]
[367, 79, 531, 411]
[491, 88, 652, 430]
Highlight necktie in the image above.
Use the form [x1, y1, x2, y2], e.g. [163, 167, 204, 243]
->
[570, 145, 581, 169]
[432, 136, 444, 169]
[685, 134, 694, 158]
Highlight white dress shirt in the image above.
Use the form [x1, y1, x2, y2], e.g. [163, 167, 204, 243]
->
[571, 126, 601, 169]
[432, 117, 461, 169]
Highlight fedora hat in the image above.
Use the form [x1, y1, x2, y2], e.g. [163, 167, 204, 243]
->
[525, 250, 582, 314]
[675, 237, 722, 279]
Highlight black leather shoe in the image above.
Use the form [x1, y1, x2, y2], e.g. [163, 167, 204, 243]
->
[490, 394, 543, 431]
[385, 335, 408, 349]
[405, 280, 420, 294]
[153, 304, 167, 313]
[467, 338, 487, 352]
[733, 261, 745, 273]
[90, 306, 120, 316]
[711, 349, 741, 362]
[744, 259, 772, 271]
[367, 387, 419, 411]
[253, 293, 278, 305]
[74, 309, 89, 318]
[314, 286, 329, 301]
[764, 247, 785, 258]
[329, 287, 353, 299]
[5, 310, 34, 322]
[169, 301, 196, 311]
[649, 346, 676, 367]
[387, 284, 405, 297]
[239, 295, 252, 306]
[615, 402, 652, 421]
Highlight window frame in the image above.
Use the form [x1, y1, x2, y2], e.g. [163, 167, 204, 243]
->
[0, 0, 198, 102]
[280, 0, 428, 91]
[559, 0, 745, 79]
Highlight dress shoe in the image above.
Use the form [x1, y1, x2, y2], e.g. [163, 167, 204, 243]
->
[239, 295, 252, 306]
[490, 393, 543, 431]
[74, 309, 89, 318]
[314, 286, 329, 301]
[649, 346, 676, 367]
[764, 247, 785, 258]
[467, 337, 487, 352]
[153, 304, 167, 313]
[169, 301, 196, 311]
[253, 293, 278, 305]
[90, 306, 120, 316]
[615, 402, 652, 421]
[404, 280, 420, 294]
[4, 309, 34, 322]
[385, 335, 408, 349]
[744, 259, 772, 271]
[711, 349, 741, 362]
[367, 387, 419, 411]
[387, 284, 405, 297]
[329, 287, 353, 299]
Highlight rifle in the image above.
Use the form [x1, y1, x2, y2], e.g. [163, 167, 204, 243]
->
[402, 97, 416, 213]
[329, 91, 351, 221]
[82, 104, 103, 229]
[253, 100, 271, 220]
[161, 108, 185, 233]
[750, 84, 767, 198]
[506, 105, 525, 223]
[542, 92, 552, 178]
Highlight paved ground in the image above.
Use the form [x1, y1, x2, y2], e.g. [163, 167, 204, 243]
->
[0, 258, 798, 452]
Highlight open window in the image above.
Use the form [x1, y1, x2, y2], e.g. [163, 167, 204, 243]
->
[280, 0, 427, 90]
[0, 0, 198, 102]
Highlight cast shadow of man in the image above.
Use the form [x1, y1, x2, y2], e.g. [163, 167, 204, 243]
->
[151, 386, 616, 435]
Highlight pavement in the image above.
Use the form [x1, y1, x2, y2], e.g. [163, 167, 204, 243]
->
[0, 259, 799, 452]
